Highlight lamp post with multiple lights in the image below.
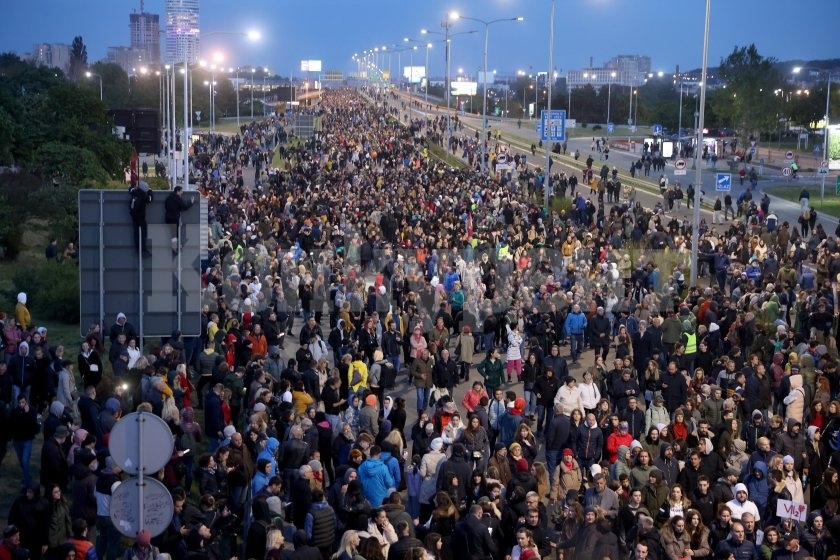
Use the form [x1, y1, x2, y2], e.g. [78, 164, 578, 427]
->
[449, 12, 523, 173]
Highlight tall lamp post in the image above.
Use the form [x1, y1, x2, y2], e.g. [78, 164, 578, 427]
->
[689, 0, 711, 287]
[544, 0, 556, 213]
[421, 21, 475, 155]
[606, 70, 616, 132]
[85, 71, 103, 101]
[450, 12, 523, 173]
[821, 73, 836, 202]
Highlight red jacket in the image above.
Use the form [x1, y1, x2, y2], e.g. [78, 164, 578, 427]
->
[606, 430, 633, 463]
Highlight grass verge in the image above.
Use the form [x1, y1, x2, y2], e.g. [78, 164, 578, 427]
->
[766, 184, 840, 218]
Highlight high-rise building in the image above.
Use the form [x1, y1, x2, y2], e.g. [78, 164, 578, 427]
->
[130, 10, 160, 64]
[165, 0, 200, 64]
[29, 43, 71, 74]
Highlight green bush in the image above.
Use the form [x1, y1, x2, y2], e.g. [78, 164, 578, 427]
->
[12, 261, 79, 323]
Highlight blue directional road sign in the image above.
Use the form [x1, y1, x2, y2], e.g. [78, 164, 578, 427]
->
[607, 122, 615, 133]
[716, 173, 732, 192]
[540, 110, 566, 142]
[652, 123, 663, 136]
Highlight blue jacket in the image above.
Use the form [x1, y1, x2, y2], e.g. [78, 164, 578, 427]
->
[204, 391, 225, 437]
[380, 451, 402, 489]
[745, 461, 769, 512]
[498, 412, 522, 447]
[258, 438, 280, 477]
[574, 422, 603, 462]
[357, 456, 395, 507]
[564, 311, 588, 336]
[443, 271, 460, 293]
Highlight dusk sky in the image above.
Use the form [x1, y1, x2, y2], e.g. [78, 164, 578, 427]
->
[1, 0, 838, 79]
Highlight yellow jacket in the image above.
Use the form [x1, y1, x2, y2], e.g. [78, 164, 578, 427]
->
[348, 359, 369, 392]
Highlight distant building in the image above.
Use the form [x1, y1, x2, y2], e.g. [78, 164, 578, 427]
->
[29, 43, 71, 74]
[130, 11, 160, 65]
[106, 46, 153, 74]
[567, 54, 652, 89]
[165, 0, 200, 64]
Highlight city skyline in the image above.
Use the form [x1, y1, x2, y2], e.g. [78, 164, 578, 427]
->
[2, 0, 838, 79]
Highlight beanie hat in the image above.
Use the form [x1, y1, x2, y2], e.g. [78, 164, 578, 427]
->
[783, 455, 795, 464]
[430, 438, 444, 452]
[365, 394, 378, 408]
[562, 448, 574, 457]
[807, 426, 819, 441]
[516, 458, 530, 472]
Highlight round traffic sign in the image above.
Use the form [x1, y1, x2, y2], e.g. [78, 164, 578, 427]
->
[785, 150, 794, 160]
[782, 167, 792, 176]
[109, 412, 175, 475]
[675, 159, 687, 170]
[110, 477, 175, 538]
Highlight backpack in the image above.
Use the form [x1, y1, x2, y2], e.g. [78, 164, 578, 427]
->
[380, 361, 396, 389]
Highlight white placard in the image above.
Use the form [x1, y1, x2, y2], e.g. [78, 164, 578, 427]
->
[776, 499, 807, 522]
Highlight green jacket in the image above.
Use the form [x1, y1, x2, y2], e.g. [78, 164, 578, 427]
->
[411, 357, 434, 389]
[477, 357, 505, 388]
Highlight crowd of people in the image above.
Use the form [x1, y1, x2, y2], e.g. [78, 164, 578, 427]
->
[2, 86, 840, 560]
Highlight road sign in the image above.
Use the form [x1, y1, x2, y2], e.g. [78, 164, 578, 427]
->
[652, 124, 664, 136]
[716, 173, 732, 191]
[630, 125, 637, 133]
[819, 166, 830, 175]
[782, 167, 792, 177]
[109, 412, 175, 475]
[674, 159, 687, 176]
[78, 191, 205, 338]
[749, 146, 756, 157]
[111, 477, 175, 538]
[785, 150, 794, 161]
[540, 109, 566, 142]
[607, 122, 615, 133]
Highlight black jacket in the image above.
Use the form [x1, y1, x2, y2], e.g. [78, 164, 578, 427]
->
[545, 413, 571, 451]
[451, 514, 497, 560]
[534, 373, 560, 407]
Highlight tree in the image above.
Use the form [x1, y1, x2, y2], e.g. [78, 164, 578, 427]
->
[714, 44, 785, 144]
[68, 36, 88, 80]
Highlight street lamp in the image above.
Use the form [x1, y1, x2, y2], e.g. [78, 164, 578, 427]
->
[263, 68, 270, 116]
[606, 71, 616, 132]
[821, 73, 837, 201]
[689, 0, 711, 287]
[85, 71, 102, 101]
[633, 89, 638, 127]
[450, 12, 523, 173]
[421, 23, 475, 155]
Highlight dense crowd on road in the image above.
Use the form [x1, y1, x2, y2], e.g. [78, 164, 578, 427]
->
[3, 86, 840, 560]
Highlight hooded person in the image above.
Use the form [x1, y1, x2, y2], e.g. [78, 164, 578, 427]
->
[727, 438, 750, 474]
[653, 443, 681, 487]
[745, 461, 769, 513]
[611, 444, 632, 482]
[698, 436, 725, 480]
[641, 468, 669, 515]
[744, 410, 769, 454]
[257, 437, 280, 477]
[726, 482, 762, 522]
[784, 370, 807, 425]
